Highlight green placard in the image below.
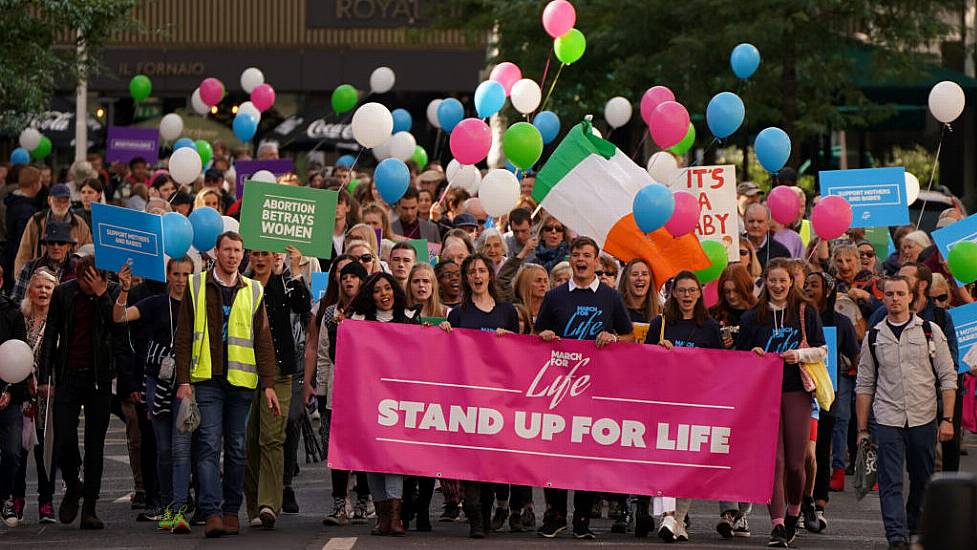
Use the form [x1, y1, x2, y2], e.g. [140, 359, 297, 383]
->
[406, 239, 430, 264]
[420, 316, 448, 326]
[239, 180, 338, 258]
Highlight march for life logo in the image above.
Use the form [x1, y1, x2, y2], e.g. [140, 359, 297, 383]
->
[563, 305, 605, 339]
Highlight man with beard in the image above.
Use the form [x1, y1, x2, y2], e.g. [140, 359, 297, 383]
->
[11, 222, 77, 304]
[14, 184, 92, 275]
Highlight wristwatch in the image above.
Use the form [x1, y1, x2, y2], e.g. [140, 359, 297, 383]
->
[942, 417, 954, 423]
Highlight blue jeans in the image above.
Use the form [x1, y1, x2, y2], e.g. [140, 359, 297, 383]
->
[874, 421, 936, 544]
[193, 378, 254, 518]
[0, 404, 24, 501]
[831, 375, 855, 470]
[147, 377, 192, 510]
[368, 472, 403, 501]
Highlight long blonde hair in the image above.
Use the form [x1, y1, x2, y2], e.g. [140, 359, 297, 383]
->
[617, 259, 660, 321]
[407, 263, 444, 318]
[513, 263, 547, 315]
[347, 223, 380, 255]
[193, 187, 222, 213]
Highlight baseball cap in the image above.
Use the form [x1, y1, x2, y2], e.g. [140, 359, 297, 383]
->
[737, 182, 763, 197]
[453, 213, 479, 228]
[50, 183, 71, 198]
[42, 221, 76, 244]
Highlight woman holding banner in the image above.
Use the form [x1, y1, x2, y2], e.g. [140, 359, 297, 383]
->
[407, 264, 447, 320]
[736, 258, 826, 548]
[439, 254, 524, 538]
[346, 272, 420, 537]
[644, 271, 723, 542]
[711, 264, 757, 350]
[618, 259, 659, 323]
[511, 263, 548, 320]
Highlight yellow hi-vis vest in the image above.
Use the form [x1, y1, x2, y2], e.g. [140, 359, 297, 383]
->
[188, 272, 264, 389]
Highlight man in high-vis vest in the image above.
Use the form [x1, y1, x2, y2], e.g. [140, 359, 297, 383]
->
[174, 231, 279, 539]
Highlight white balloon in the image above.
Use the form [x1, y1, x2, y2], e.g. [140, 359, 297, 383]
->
[169, 147, 203, 185]
[446, 159, 481, 194]
[251, 170, 277, 183]
[351, 102, 394, 149]
[0, 339, 33, 384]
[510, 79, 542, 114]
[191, 88, 209, 115]
[240, 67, 265, 94]
[159, 113, 184, 141]
[427, 99, 443, 129]
[604, 96, 633, 129]
[370, 66, 396, 94]
[928, 80, 965, 124]
[19, 128, 41, 151]
[372, 138, 392, 161]
[238, 101, 262, 123]
[478, 169, 520, 217]
[224, 166, 236, 184]
[646, 152, 680, 186]
[388, 132, 417, 162]
[222, 215, 240, 233]
[905, 172, 920, 205]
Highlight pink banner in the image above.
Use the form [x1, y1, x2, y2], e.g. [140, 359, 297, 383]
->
[329, 321, 784, 503]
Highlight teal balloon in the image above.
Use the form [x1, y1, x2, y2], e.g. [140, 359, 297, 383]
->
[233, 113, 257, 141]
[533, 111, 561, 144]
[694, 240, 729, 283]
[375, 158, 410, 204]
[10, 148, 29, 166]
[731, 43, 761, 79]
[755, 127, 791, 172]
[188, 207, 223, 251]
[706, 92, 745, 139]
[633, 183, 675, 233]
[437, 98, 464, 132]
[474, 80, 505, 118]
[162, 212, 193, 258]
[173, 137, 195, 150]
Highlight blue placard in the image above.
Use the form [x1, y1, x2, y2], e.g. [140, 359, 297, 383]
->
[311, 271, 329, 303]
[823, 326, 838, 391]
[948, 302, 977, 374]
[819, 167, 908, 228]
[91, 203, 166, 282]
[931, 213, 977, 285]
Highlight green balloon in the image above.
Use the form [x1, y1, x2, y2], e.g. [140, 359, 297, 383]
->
[195, 139, 213, 167]
[554, 28, 586, 65]
[130, 74, 152, 102]
[669, 123, 696, 155]
[948, 241, 977, 284]
[30, 135, 52, 160]
[502, 122, 544, 170]
[412, 145, 428, 170]
[347, 178, 360, 194]
[332, 84, 359, 114]
[694, 240, 729, 283]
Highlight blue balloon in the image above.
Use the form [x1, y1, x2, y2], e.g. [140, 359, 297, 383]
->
[755, 127, 791, 173]
[336, 154, 356, 168]
[437, 98, 465, 132]
[503, 159, 524, 181]
[706, 92, 745, 139]
[632, 183, 675, 234]
[391, 108, 413, 134]
[162, 212, 194, 258]
[374, 158, 410, 204]
[10, 148, 30, 166]
[173, 137, 195, 150]
[533, 111, 561, 144]
[188, 207, 224, 251]
[232, 113, 257, 142]
[731, 43, 761, 79]
[474, 80, 505, 119]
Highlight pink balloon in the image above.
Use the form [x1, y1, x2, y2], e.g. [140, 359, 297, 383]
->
[250, 84, 276, 112]
[542, 0, 576, 38]
[199, 77, 224, 107]
[665, 191, 700, 237]
[449, 118, 492, 165]
[489, 62, 522, 96]
[649, 101, 690, 149]
[640, 86, 676, 127]
[767, 186, 802, 225]
[703, 280, 719, 309]
[811, 195, 853, 240]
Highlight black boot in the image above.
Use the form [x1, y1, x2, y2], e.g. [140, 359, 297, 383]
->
[634, 498, 653, 538]
[464, 484, 485, 538]
[414, 478, 434, 532]
[79, 499, 104, 530]
[59, 480, 83, 524]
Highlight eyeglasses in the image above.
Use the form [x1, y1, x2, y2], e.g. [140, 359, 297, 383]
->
[542, 225, 564, 233]
[932, 293, 949, 302]
[595, 270, 617, 278]
[357, 254, 374, 263]
[859, 250, 876, 258]
[674, 287, 701, 295]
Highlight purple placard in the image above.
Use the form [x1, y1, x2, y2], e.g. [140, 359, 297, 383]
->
[106, 127, 159, 164]
[234, 159, 295, 197]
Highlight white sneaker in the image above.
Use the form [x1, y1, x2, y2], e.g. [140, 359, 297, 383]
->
[675, 520, 689, 541]
[249, 517, 262, 527]
[658, 515, 679, 542]
[733, 514, 751, 537]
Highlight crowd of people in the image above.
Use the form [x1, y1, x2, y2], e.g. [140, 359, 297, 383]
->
[0, 145, 975, 550]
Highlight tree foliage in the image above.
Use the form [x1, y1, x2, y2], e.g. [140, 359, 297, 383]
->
[0, 0, 138, 133]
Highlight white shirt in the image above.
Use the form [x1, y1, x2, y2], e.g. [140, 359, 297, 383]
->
[568, 276, 599, 293]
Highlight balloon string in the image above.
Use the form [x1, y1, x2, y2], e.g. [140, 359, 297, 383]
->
[432, 128, 443, 163]
[538, 52, 553, 106]
[630, 132, 649, 160]
[539, 63, 565, 113]
[344, 149, 364, 188]
[914, 124, 947, 230]
[662, 137, 719, 188]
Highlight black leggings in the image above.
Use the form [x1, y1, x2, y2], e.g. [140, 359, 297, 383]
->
[331, 469, 370, 499]
[813, 410, 836, 503]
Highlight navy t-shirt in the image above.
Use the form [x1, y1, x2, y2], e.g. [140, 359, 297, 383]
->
[135, 295, 180, 379]
[219, 282, 236, 372]
[645, 316, 723, 350]
[534, 281, 633, 340]
[447, 301, 519, 333]
[735, 304, 825, 392]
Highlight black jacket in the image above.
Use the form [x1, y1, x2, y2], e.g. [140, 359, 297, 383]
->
[0, 294, 28, 402]
[262, 273, 312, 376]
[38, 280, 127, 390]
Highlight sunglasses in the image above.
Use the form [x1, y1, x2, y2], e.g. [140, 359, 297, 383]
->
[859, 250, 876, 258]
[595, 270, 618, 277]
[739, 249, 750, 256]
[932, 293, 949, 302]
[542, 225, 564, 233]
[357, 254, 374, 263]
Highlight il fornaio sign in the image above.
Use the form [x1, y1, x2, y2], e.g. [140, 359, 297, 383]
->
[307, 0, 428, 27]
[330, 322, 783, 503]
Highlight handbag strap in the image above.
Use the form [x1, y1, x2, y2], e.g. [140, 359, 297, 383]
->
[660, 314, 666, 343]
[799, 303, 809, 348]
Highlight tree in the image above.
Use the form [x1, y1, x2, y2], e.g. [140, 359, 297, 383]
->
[0, 0, 138, 133]
[444, 0, 959, 172]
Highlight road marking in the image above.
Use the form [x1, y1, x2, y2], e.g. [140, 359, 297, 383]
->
[322, 537, 357, 550]
[113, 493, 132, 503]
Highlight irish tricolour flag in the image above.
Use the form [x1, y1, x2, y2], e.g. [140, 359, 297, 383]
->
[533, 121, 709, 288]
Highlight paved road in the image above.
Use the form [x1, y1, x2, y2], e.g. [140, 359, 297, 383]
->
[1, 417, 974, 549]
